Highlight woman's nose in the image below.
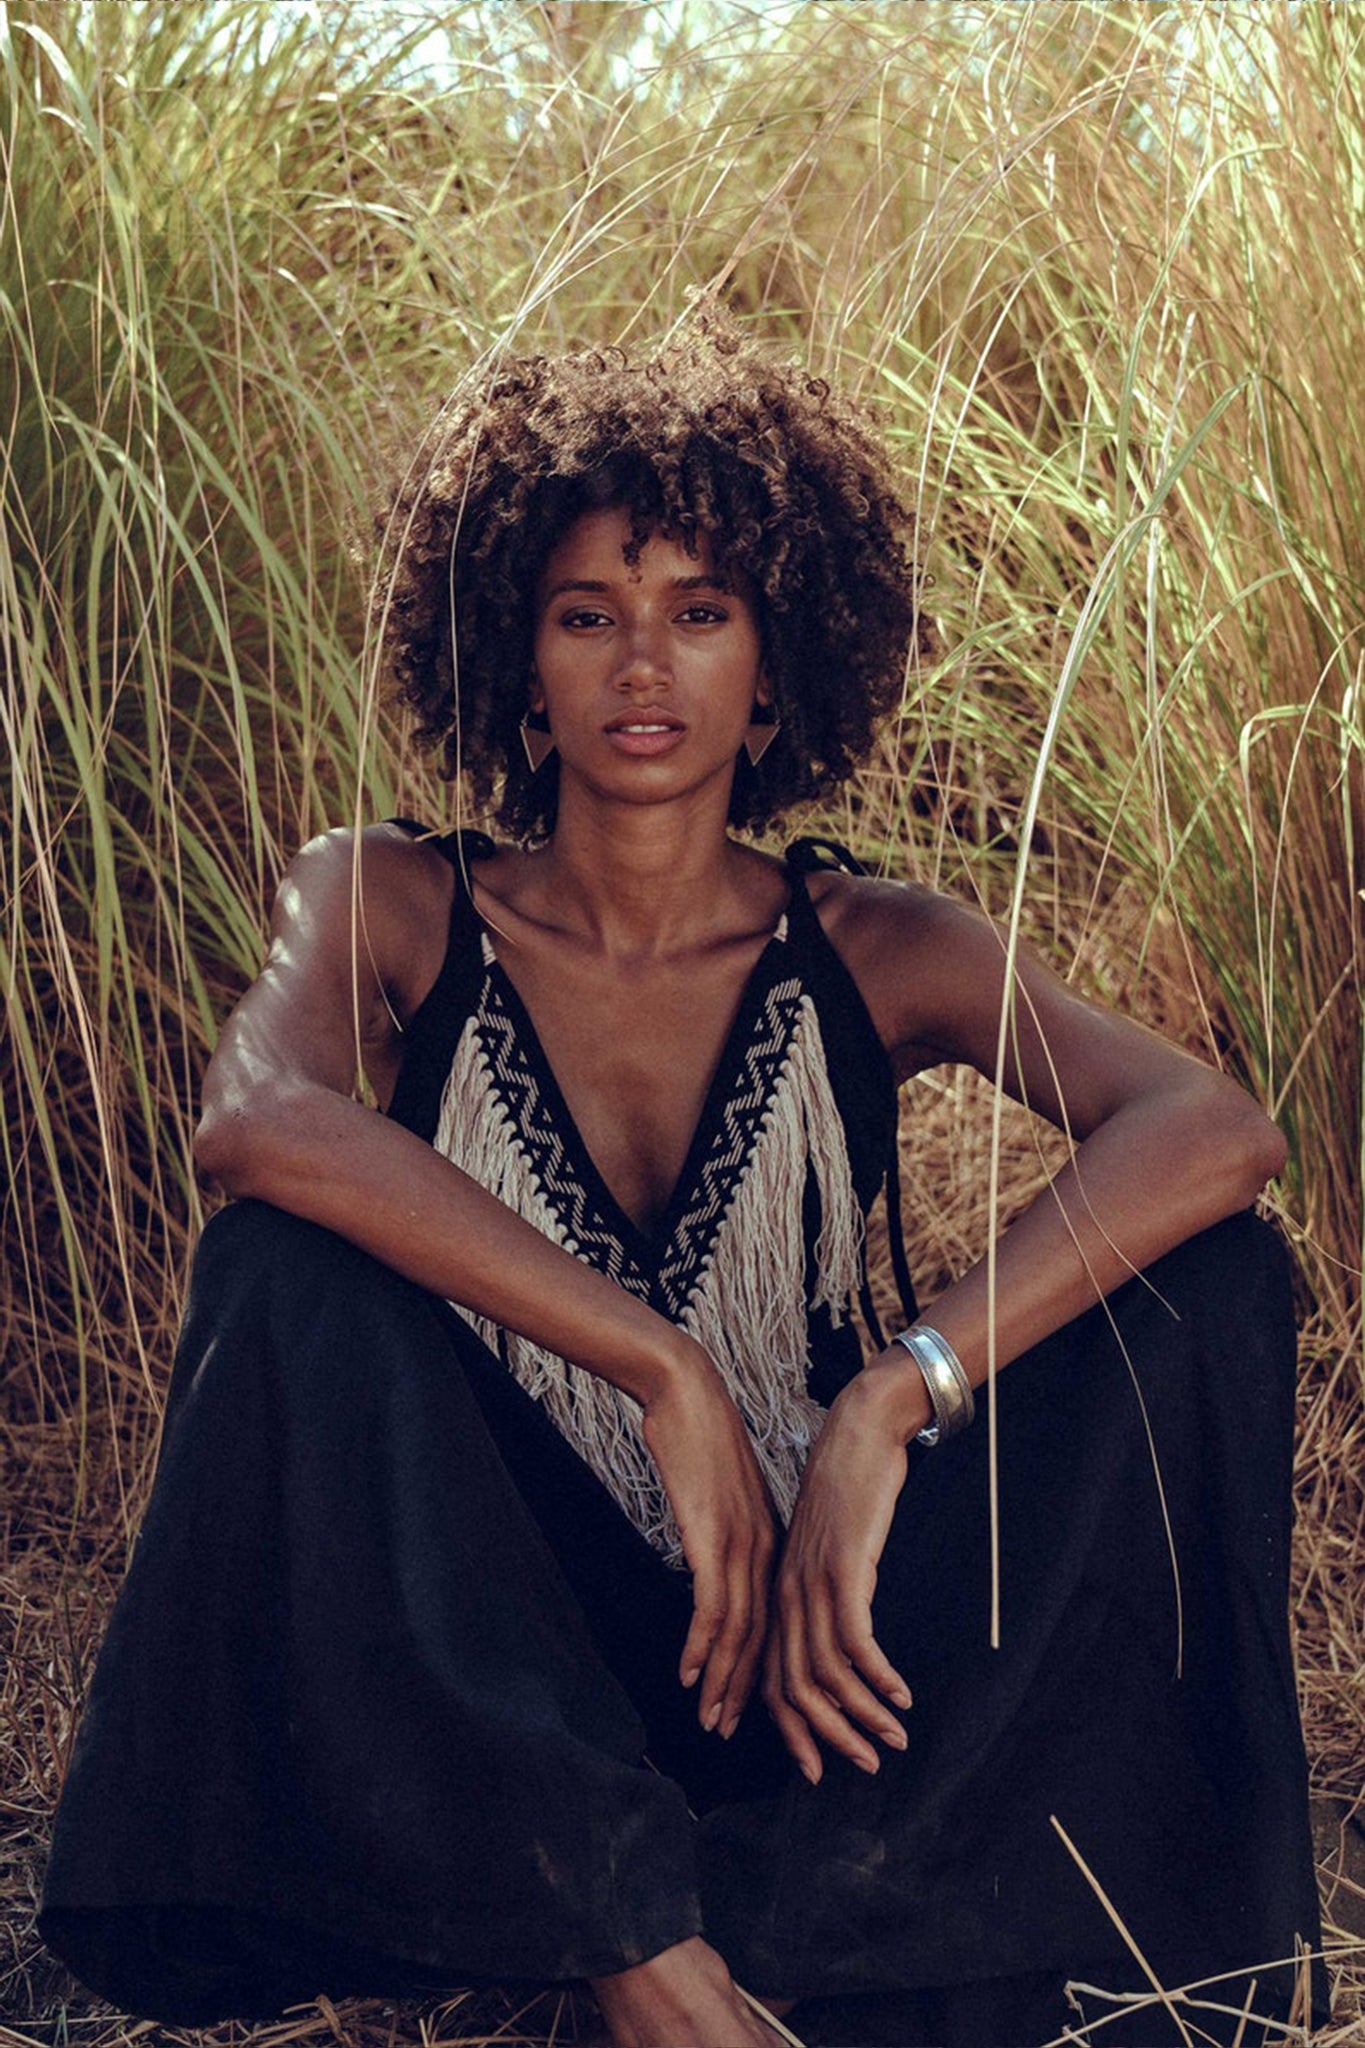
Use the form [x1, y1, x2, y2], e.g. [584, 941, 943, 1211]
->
[614, 635, 671, 692]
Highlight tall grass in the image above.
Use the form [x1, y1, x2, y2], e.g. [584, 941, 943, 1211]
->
[2, 0, 1362, 2036]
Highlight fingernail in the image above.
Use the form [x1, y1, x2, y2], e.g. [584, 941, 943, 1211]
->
[681, 1667, 700, 1689]
[855, 1754, 880, 1775]
[801, 1761, 821, 1785]
[721, 1711, 740, 1740]
[703, 1702, 722, 1732]
[890, 1686, 912, 1709]
[884, 1725, 908, 1750]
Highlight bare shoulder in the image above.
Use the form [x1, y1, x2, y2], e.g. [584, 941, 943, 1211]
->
[281, 819, 450, 914]
[274, 821, 456, 1024]
[199, 822, 461, 1135]
[804, 865, 971, 953]
[803, 868, 996, 1068]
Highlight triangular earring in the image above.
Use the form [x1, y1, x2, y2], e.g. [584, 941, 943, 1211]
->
[743, 708, 780, 768]
[520, 710, 555, 774]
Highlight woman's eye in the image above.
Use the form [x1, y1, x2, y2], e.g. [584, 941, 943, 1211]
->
[560, 607, 612, 629]
[678, 603, 728, 624]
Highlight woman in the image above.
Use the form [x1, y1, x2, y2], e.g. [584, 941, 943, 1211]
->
[41, 322, 1324, 2046]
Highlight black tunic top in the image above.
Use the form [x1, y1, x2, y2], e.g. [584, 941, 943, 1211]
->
[381, 831, 917, 1561]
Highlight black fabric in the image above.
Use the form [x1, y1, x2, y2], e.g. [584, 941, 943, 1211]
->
[382, 828, 496, 1141]
[783, 835, 922, 1338]
[41, 1205, 1326, 2041]
[700, 1211, 1325, 2026]
[41, 1204, 703, 2019]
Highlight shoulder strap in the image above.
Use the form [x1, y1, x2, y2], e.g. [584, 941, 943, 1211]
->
[380, 824, 496, 1141]
[386, 820, 498, 930]
[784, 835, 869, 877]
[386, 818, 498, 867]
[785, 833, 920, 1340]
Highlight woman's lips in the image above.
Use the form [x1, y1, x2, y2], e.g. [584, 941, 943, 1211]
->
[604, 718, 686, 757]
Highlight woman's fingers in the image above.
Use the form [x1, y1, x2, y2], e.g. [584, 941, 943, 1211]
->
[702, 1526, 775, 1731]
[644, 1355, 777, 1729]
[805, 1599, 908, 1750]
[763, 1372, 914, 1773]
[680, 1512, 774, 1733]
[775, 1582, 881, 1772]
[762, 1633, 824, 1781]
[716, 1542, 774, 1736]
[830, 1590, 912, 1711]
[768, 1570, 909, 1774]
[678, 1565, 725, 1693]
[693, 1566, 752, 1729]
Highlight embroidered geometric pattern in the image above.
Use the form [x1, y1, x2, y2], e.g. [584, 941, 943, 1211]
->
[656, 973, 808, 1312]
[474, 982, 653, 1303]
[470, 953, 807, 1313]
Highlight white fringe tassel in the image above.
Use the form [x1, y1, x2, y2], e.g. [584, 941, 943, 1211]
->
[432, 994, 864, 1567]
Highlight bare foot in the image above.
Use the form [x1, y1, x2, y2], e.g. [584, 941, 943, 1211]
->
[590, 1935, 793, 2047]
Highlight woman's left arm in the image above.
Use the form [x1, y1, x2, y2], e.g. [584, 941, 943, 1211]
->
[765, 877, 1287, 1781]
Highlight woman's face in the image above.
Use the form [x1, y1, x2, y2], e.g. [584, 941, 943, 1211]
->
[531, 504, 767, 813]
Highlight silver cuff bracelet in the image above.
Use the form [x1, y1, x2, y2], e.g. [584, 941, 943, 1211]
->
[892, 1324, 975, 1445]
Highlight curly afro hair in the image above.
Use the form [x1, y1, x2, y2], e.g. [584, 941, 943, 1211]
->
[369, 309, 929, 839]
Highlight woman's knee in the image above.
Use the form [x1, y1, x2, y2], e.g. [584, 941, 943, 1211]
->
[193, 1197, 364, 1282]
[188, 1199, 428, 1328]
[172, 1200, 460, 1426]
[1136, 1209, 1295, 1385]
[1146, 1207, 1291, 1311]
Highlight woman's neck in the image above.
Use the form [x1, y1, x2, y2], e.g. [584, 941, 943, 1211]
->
[527, 787, 763, 959]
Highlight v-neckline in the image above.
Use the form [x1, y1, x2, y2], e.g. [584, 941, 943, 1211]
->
[475, 896, 794, 1263]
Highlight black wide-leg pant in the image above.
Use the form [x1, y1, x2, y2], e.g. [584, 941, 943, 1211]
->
[41, 1203, 1326, 2043]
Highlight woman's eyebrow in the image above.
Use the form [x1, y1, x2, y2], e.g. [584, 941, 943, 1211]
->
[541, 573, 732, 601]
[542, 579, 611, 600]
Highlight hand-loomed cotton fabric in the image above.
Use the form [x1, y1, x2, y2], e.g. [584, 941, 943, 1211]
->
[40, 839, 1327, 2044]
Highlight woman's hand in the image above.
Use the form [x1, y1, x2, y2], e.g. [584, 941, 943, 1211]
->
[763, 1360, 918, 1782]
[641, 1356, 778, 1740]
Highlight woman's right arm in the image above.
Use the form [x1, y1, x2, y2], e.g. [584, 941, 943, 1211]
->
[196, 826, 678, 1385]
[194, 825, 774, 1733]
